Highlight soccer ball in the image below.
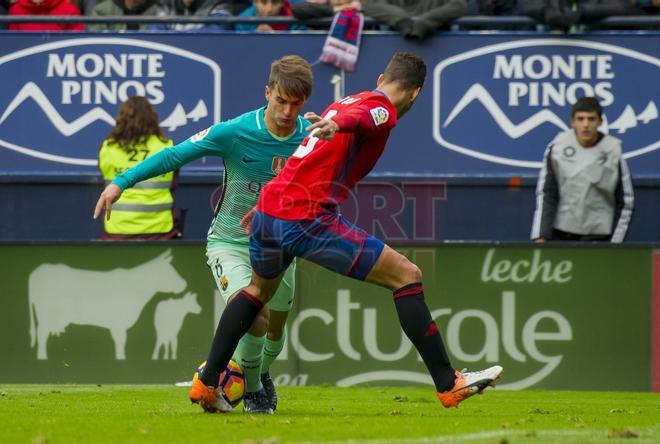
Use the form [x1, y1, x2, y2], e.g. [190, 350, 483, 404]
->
[193, 359, 245, 410]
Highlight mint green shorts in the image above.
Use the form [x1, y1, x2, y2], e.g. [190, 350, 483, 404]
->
[206, 244, 295, 312]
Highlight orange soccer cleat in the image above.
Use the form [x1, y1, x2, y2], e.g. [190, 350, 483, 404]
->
[189, 376, 233, 413]
[436, 365, 504, 408]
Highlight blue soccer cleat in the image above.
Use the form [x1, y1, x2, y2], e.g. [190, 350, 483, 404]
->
[260, 371, 278, 412]
[243, 388, 273, 414]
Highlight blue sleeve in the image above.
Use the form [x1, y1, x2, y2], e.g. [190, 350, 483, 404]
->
[235, 6, 257, 31]
[112, 122, 236, 190]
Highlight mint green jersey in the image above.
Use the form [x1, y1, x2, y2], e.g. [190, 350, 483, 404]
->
[112, 107, 310, 246]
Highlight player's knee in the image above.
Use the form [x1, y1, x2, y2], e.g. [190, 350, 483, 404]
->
[244, 284, 269, 303]
[250, 308, 270, 336]
[402, 261, 422, 284]
[246, 279, 280, 304]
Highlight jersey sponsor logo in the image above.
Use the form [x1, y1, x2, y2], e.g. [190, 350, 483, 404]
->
[563, 146, 576, 158]
[271, 156, 286, 174]
[434, 39, 660, 168]
[370, 107, 389, 126]
[190, 128, 210, 143]
[0, 37, 221, 169]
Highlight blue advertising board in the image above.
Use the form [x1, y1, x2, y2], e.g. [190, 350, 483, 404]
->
[0, 33, 658, 175]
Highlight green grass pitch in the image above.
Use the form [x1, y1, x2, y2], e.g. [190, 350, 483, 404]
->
[0, 385, 658, 443]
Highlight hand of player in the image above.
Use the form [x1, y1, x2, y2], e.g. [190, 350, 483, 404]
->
[533, 237, 546, 243]
[93, 183, 122, 221]
[304, 111, 323, 123]
[305, 112, 339, 141]
[240, 207, 257, 234]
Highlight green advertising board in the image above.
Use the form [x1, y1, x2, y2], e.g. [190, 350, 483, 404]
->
[294, 246, 651, 392]
[0, 244, 652, 391]
[0, 244, 299, 384]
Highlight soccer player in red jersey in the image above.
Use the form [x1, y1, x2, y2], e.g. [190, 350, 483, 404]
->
[190, 52, 503, 412]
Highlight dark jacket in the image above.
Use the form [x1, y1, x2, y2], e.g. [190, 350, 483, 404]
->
[579, 0, 631, 22]
[362, 0, 467, 36]
[471, 0, 518, 15]
[90, 0, 159, 30]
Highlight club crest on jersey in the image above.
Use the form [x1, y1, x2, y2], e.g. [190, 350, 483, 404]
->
[220, 275, 229, 291]
[271, 156, 286, 174]
[190, 128, 210, 143]
[370, 107, 389, 126]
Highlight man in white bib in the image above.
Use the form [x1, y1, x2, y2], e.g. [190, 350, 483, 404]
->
[531, 97, 634, 243]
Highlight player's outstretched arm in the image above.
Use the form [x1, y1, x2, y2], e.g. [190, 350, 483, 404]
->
[93, 183, 122, 221]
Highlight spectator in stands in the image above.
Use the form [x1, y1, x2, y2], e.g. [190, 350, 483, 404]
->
[580, 0, 632, 24]
[463, 0, 531, 30]
[525, 0, 654, 30]
[360, 0, 467, 39]
[531, 97, 634, 243]
[78, 0, 97, 15]
[467, 0, 518, 15]
[633, 0, 660, 13]
[98, 96, 182, 240]
[522, 0, 579, 30]
[0, 0, 8, 30]
[89, 0, 158, 30]
[213, 0, 251, 14]
[292, 0, 361, 23]
[8, 0, 85, 31]
[150, 0, 232, 30]
[235, 0, 306, 31]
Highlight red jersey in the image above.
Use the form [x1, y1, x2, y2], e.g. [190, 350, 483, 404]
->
[258, 91, 397, 220]
[9, 0, 84, 31]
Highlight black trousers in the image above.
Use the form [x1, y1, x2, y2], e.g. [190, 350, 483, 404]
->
[551, 228, 611, 242]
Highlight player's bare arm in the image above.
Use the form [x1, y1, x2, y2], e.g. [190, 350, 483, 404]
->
[93, 183, 122, 221]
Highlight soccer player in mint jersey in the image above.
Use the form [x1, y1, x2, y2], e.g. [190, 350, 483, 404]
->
[94, 55, 314, 414]
[193, 52, 503, 411]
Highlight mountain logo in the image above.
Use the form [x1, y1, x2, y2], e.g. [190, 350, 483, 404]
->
[433, 39, 660, 168]
[0, 38, 221, 167]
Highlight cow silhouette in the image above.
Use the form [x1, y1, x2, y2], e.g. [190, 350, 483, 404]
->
[152, 291, 201, 360]
[28, 249, 187, 360]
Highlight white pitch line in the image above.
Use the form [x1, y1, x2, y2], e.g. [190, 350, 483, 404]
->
[293, 426, 660, 444]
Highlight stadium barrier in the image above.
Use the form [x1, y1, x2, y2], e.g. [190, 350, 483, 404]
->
[1, 242, 657, 392]
[2, 173, 659, 242]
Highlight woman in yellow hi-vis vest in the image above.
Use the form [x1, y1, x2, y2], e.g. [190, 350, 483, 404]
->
[98, 96, 181, 239]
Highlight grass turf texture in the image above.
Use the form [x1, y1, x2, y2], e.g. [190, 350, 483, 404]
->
[0, 386, 658, 443]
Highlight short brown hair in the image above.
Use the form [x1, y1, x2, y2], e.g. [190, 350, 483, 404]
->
[106, 96, 168, 151]
[269, 55, 313, 100]
[382, 52, 427, 92]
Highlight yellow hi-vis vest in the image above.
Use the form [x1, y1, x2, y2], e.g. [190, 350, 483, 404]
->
[99, 135, 175, 235]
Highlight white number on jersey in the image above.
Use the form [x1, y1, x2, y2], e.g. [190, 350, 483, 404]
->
[293, 110, 338, 159]
[338, 96, 360, 105]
